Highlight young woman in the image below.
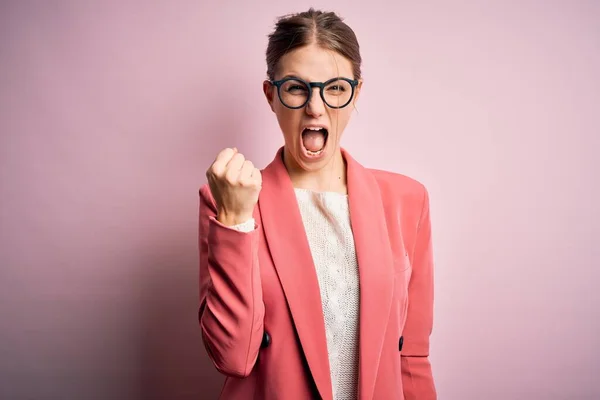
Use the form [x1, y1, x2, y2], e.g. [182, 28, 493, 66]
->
[199, 8, 437, 400]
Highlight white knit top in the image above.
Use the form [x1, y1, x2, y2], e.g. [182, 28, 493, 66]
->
[232, 188, 360, 400]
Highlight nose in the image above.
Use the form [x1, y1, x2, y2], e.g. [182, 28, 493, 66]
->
[305, 87, 325, 117]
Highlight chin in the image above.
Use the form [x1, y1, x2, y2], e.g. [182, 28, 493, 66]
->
[297, 144, 339, 171]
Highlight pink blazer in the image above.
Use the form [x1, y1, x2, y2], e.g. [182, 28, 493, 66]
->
[198, 147, 436, 399]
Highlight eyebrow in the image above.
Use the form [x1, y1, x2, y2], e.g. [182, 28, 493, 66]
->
[277, 74, 350, 82]
[279, 73, 306, 81]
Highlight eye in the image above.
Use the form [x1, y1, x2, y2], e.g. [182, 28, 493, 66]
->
[287, 85, 307, 92]
[282, 81, 308, 95]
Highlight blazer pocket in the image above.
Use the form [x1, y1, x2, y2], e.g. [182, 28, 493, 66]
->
[393, 252, 412, 295]
[393, 268, 410, 333]
[394, 251, 411, 272]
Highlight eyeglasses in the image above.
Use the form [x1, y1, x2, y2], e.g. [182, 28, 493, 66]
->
[269, 77, 359, 109]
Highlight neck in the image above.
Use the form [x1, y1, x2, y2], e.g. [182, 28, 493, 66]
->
[283, 147, 347, 194]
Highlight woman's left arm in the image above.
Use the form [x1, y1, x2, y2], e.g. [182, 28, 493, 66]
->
[401, 186, 437, 400]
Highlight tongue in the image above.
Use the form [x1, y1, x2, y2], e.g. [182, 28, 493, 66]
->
[302, 130, 325, 152]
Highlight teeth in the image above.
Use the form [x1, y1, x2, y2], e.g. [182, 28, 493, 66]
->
[305, 127, 325, 131]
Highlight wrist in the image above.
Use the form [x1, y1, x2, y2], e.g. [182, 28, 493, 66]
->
[217, 211, 253, 227]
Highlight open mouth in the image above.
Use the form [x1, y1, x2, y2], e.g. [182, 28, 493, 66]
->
[301, 127, 329, 156]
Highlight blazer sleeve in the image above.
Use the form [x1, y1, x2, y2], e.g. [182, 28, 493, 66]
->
[401, 186, 437, 399]
[198, 184, 265, 378]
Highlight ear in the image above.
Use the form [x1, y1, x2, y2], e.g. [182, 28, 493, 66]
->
[263, 80, 276, 112]
[352, 79, 363, 106]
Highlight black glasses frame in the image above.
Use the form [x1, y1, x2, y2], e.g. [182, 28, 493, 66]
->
[270, 77, 359, 109]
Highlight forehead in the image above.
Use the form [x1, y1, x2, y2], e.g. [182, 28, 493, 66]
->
[276, 43, 354, 81]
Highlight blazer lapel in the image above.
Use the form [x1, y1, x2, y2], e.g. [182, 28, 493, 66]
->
[259, 148, 334, 400]
[343, 148, 395, 400]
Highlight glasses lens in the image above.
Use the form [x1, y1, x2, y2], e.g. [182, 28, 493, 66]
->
[323, 79, 353, 108]
[279, 79, 309, 108]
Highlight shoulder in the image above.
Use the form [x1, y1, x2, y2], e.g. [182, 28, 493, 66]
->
[367, 168, 429, 232]
[368, 168, 428, 204]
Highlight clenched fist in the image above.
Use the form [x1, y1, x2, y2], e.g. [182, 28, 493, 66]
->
[206, 148, 262, 227]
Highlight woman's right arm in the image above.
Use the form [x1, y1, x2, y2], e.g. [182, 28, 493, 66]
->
[198, 151, 265, 378]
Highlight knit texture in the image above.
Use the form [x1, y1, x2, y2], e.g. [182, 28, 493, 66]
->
[294, 188, 359, 400]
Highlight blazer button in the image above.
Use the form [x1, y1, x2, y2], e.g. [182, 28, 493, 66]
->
[398, 335, 404, 352]
[261, 331, 271, 349]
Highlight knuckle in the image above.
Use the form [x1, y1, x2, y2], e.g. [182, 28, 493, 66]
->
[211, 166, 223, 178]
[224, 170, 239, 184]
[225, 177, 237, 186]
[238, 179, 249, 187]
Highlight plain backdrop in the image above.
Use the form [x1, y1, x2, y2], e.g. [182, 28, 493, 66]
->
[1, 1, 598, 399]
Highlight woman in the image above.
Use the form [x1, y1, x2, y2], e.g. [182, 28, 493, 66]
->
[198, 8, 437, 400]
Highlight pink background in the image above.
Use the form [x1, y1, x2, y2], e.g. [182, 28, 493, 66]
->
[1, 1, 598, 399]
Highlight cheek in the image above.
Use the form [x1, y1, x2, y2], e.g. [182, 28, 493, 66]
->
[275, 108, 300, 135]
[330, 109, 352, 133]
